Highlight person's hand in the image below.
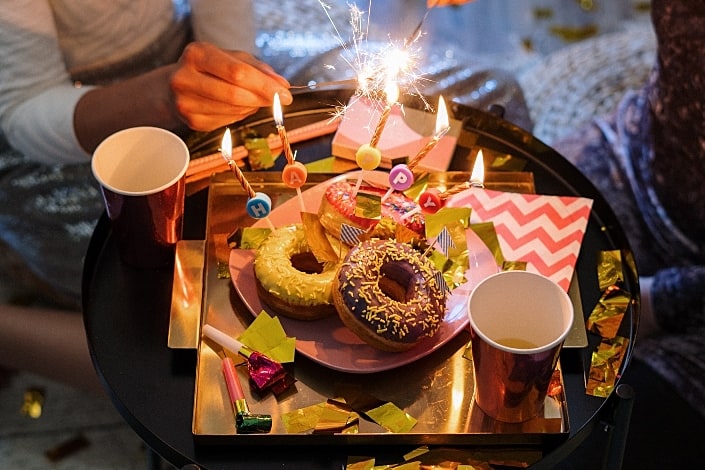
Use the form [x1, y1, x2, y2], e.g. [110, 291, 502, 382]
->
[169, 42, 293, 131]
[428, 0, 473, 7]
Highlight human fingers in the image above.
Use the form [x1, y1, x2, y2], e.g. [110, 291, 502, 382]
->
[170, 43, 292, 129]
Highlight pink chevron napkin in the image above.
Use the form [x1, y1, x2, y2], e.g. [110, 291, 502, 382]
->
[447, 188, 593, 292]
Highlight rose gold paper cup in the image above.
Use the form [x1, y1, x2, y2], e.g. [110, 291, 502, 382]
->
[467, 270, 573, 423]
[91, 127, 189, 269]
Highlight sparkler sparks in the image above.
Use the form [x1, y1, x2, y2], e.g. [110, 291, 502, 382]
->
[315, 0, 432, 115]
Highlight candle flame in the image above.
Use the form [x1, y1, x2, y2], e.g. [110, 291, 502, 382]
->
[470, 150, 485, 185]
[273, 92, 283, 126]
[221, 128, 232, 161]
[435, 95, 450, 136]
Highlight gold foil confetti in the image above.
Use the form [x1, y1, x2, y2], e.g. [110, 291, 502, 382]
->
[502, 260, 527, 271]
[345, 456, 376, 470]
[462, 341, 473, 361]
[471, 222, 505, 267]
[282, 400, 358, 434]
[313, 399, 359, 434]
[394, 221, 423, 245]
[403, 446, 430, 461]
[20, 387, 45, 419]
[216, 261, 230, 279]
[597, 250, 624, 291]
[586, 284, 631, 339]
[301, 212, 341, 262]
[586, 336, 629, 397]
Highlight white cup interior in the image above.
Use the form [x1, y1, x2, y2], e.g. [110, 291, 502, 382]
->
[468, 270, 574, 353]
[91, 127, 190, 195]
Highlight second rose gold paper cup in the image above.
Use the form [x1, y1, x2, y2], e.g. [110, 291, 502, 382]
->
[467, 270, 573, 423]
[91, 127, 189, 269]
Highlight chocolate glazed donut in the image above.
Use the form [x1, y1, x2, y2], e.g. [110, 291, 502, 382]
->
[332, 239, 447, 352]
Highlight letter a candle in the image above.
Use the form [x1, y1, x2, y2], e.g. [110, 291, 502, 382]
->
[273, 92, 307, 212]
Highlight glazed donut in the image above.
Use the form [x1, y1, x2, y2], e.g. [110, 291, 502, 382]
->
[318, 180, 425, 242]
[332, 239, 447, 352]
[254, 224, 339, 320]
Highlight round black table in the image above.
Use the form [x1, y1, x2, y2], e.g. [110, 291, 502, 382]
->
[82, 91, 639, 469]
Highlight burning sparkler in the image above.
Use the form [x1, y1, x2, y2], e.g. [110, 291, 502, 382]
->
[315, 0, 432, 114]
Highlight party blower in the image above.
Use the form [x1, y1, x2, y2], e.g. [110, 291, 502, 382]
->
[221, 354, 272, 434]
[202, 324, 288, 394]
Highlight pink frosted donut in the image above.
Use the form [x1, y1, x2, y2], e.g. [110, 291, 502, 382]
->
[318, 180, 424, 242]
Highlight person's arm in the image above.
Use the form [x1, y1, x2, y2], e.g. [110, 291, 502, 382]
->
[73, 43, 292, 154]
[189, 0, 256, 54]
[0, 1, 95, 164]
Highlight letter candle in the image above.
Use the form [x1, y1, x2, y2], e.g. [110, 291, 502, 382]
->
[352, 81, 399, 196]
[273, 92, 296, 165]
[273, 93, 307, 212]
[417, 150, 485, 214]
[384, 95, 450, 201]
[220, 129, 276, 231]
[202, 324, 287, 393]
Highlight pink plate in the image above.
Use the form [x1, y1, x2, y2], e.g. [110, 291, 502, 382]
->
[228, 171, 498, 373]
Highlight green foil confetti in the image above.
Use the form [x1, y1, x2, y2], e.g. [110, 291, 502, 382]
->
[365, 402, 417, 433]
[227, 226, 272, 250]
[488, 151, 527, 172]
[425, 207, 471, 238]
[282, 402, 326, 433]
[242, 129, 274, 170]
[354, 191, 382, 220]
[403, 446, 430, 461]
[237, 311, 296, 363]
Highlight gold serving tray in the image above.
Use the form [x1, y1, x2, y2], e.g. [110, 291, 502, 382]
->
[171, 170, 573, 453]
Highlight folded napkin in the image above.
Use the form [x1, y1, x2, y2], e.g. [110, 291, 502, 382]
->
[448, 188, 593, 292]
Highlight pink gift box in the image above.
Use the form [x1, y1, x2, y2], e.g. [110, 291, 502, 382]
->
[331, 97, 462, 171]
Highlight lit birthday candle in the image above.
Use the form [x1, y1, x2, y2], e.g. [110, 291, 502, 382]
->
[418, 149, 485, 214]
[221, 129, 276, 230]
[468, 149, 485, 188]
[273, 93, 307, 212]
[384, 95, 450, 201]
[353, 81, 399, 196]
[273, 92, 295, 165]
